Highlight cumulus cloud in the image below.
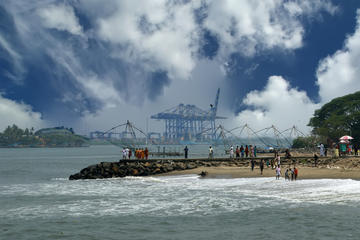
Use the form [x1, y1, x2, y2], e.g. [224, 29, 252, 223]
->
[37, 3, 84, 36]
[97, 0, 201, 80]
[0, 0, 338, 129]
[204, 0, 337, 57]
[234, 76, 319, 133]
[0, 94, 45, 131]
[316, 9, 360, 103]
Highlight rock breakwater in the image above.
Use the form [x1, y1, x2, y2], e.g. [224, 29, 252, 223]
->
[68, 156, 337, 180]
[69, 159, 225, 180]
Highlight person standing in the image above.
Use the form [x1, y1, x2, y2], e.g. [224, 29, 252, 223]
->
[230, 145, 234, 159]
[254, 146, 257, 157]
[122, 148, 126, 160]
[236, 146, 240, 159]
[240, 145, 244, 158]
[144, 147, 149, 160]
[250, 145, 253, 157]
[320, 143, 325, 156]
[128, 148, 132, 159]
[125, 147, 130, 160]
[260, 159, 264, 175]
[276, 155, 281, 166]
[251, 159, 255, 171]
[184, 146, 189, 159]
[209, 146, 214, 159]
[294, 167, 298, 180]
[275, 165, 281, 180]
[285, 168, 290, 181]
[245, 145, 249, 158]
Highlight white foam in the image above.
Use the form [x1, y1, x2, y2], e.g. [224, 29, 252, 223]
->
[2, 177, 360, 219]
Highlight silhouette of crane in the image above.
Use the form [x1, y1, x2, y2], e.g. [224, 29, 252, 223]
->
[151, 88, 226, 141]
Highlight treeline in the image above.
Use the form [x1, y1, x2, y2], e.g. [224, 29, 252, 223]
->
[0, 124, 88, 147]
[293, 91, 360, 148]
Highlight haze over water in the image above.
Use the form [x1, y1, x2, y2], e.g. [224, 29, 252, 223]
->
[1, 145, 360, 240]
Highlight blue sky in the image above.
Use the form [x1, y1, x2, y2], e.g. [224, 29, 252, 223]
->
[1, 0, 360, 134]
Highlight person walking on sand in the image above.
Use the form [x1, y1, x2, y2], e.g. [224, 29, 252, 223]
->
[251, 159, 255, 171]
[184, 146, 189, 159]
[275, 165, 281, 180]
[245, 145, 249, 158]
[260, 159, 264, 175]
[209, 146, 214, 159]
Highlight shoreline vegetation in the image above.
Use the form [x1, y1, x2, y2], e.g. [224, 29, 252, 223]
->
[69, 155, 360, 180]
[0, 125, 88, 148]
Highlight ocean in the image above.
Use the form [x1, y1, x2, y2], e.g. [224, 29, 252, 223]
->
[1, 145, 360, 240]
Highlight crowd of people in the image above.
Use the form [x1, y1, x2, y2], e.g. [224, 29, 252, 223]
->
[122, 147, 149, 160]
[229, 145, 258, 159]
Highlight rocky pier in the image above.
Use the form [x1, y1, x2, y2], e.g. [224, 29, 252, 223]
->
[68, 156, 338, 180]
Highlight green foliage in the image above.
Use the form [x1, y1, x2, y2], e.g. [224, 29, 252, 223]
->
[308, 91, 360, 144]
[0, 124, 88, 147]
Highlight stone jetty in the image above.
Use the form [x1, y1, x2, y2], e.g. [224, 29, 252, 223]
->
[68, 156, 336, 180]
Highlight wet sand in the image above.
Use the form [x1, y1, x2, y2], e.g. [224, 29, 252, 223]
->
[160, 166, 360, 180]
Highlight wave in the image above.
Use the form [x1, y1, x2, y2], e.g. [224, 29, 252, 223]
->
[1, 178, 360, 219]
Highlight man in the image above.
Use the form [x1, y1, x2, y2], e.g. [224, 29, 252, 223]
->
[122, 148, 126, 160]
[236, 146, 240, 159]
[125, 147, 130, 160]
[144, 147, 149, 160]
[294, 167, 298, 180]
[209, 146, 213, 159]
[184, 146, 189, 159]
[229, 146, 234, 159]
[260, 159, 264, 175]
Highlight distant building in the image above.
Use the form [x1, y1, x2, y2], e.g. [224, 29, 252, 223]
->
[35, 126, 74, 136]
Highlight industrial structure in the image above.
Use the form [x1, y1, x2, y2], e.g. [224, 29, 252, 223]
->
[151, 88, 226, 141]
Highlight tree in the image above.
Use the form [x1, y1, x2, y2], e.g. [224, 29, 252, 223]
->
[308, 91, 360, 145]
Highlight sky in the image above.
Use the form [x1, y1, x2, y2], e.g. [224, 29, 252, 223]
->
[1, 0, 360, 136]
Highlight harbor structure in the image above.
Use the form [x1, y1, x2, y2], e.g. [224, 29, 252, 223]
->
[151, 88, 226, 141]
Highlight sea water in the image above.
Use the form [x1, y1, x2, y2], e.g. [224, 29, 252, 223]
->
[1, 145, 360, 240]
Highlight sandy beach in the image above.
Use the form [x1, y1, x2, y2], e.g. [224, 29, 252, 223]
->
[160, 163, 360, 180]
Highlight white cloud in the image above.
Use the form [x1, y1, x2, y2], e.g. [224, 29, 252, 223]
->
[37, 3, 84, 36]
[204, 0, 337, 57]
[97, 0, 200, 80]
[234, 76, 319, 133]
[0, 94, 45, 131]
[0, 34, 25, 84]
[316, 9, 360, 103]
[47, 46, 122, 108]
